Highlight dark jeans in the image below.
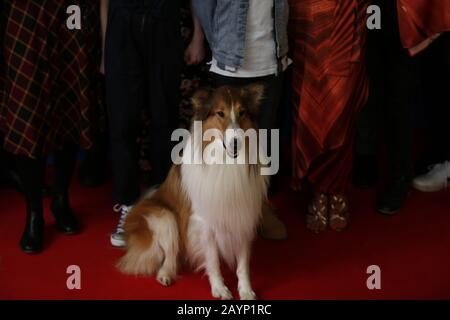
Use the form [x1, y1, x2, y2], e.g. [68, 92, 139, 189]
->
[105, 0, 182, 205]
[355, 0, 417, 178]
[419, 33, 450, 164]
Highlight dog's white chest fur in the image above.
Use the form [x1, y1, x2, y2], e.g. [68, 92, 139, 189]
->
[181, 160, 268, 268]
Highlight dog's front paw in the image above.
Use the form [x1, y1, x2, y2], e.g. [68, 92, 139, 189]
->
[157, 270, 175, 287]
[239, 289, 257, 300]
[212, 285, 233, 300]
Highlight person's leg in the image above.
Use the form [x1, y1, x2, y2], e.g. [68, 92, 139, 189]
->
[353, 22, 384, 188]
[258, 74, 285, 197]
[14, 155, 46, 253]
[442, 34, 450, 161]
[78, 131, 109, 187]
[376, 3, 416, 214]
[0, 145, 6, 187]
[255, 75, 287, 240]
[79, 76, 109, 187]
[412, 34, 450, 192]
[0, 136, 18, 188]
[105, 1, 145, 247]
[385, 63, 414, 182]
[145, 0, 182, 186]
[105, 1, 143, 206]
[308, 122, 358, 233]
[51, 143, 80, 234]
[424, 34, 450, 163]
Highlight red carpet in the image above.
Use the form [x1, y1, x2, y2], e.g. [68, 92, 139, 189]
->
[1, 175, 450, 300]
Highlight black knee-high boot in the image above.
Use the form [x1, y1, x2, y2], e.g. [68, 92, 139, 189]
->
[50, 143, 80, 234]
[15, 155, 46, 253]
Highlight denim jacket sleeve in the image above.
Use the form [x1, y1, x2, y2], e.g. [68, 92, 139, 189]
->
[191, 0, 217, 47]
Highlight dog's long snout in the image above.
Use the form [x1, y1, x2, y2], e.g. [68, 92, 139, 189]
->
[224, 127, 243, 158]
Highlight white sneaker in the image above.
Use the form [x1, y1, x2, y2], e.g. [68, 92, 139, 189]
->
[412, 161, 450, 192]
[110, 204, 132, 247]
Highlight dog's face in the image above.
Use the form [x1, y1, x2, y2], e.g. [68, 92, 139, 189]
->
[191, 84, 264, 159]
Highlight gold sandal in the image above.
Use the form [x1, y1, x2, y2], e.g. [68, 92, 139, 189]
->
[329, 194, 350, 232]
[306, 193, 328, 233]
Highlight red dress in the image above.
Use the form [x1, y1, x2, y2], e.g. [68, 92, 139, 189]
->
[289, 0, 369, 193]
[397, 0, 450, 54]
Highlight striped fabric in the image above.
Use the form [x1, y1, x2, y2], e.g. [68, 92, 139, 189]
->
[289, 0, 369, 193]
[397, 0, 450, 52]
[0, 1, 101, 159]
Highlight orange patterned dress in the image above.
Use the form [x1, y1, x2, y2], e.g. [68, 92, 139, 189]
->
[289, 0, 369, 193]
[397, 0, 450, 54]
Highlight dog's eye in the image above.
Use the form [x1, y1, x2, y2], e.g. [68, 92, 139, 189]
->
[217, 111, 225, 118]
[239, 110, 246, 117]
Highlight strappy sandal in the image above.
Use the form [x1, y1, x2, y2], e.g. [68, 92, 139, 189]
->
[329, 194, 350, 232]
[306, 193, 328, 233]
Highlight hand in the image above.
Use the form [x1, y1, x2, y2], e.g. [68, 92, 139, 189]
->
[184, 36, 206, 66]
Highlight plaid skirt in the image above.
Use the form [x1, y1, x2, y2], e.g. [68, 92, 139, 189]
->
[0, 0, 101, 158]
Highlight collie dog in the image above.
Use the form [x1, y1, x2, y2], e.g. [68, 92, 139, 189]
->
[118, 85, 269, 300]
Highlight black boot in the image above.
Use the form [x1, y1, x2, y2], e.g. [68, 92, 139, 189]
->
[51, 143, 80, 234]
[20, 207, 44, 253]
[51, 193, 79, 234]
[376, 176, 411, 215]
[15, 155, 46, 254]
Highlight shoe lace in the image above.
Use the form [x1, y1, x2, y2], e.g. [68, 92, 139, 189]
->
[113, 204, 131, 233]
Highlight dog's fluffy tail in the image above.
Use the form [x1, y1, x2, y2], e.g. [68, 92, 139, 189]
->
[117, 205, 179, 277]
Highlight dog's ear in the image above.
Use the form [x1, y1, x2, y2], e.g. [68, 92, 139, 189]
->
[192, 88, 213, 120]
[241, 83, 265, 116]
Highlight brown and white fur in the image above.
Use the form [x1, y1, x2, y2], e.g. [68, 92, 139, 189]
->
[117, 85, 269, 300]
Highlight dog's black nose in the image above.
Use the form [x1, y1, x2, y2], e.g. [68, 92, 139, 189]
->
[232, 138, 239, 155]
[231, 138, 242, 158]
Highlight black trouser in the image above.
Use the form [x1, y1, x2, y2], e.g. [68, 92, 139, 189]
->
[419, 33, 450, 164]
[105, 0, 182, 205]
[355, 1, 416, 178]
[212, 72, 286, 193]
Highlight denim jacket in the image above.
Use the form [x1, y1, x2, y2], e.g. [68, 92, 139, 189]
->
[192, 0, 289, 70]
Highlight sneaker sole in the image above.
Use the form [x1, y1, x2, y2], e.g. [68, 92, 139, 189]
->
[412, 182, 446, 193]
[110, 236, 126, 248]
